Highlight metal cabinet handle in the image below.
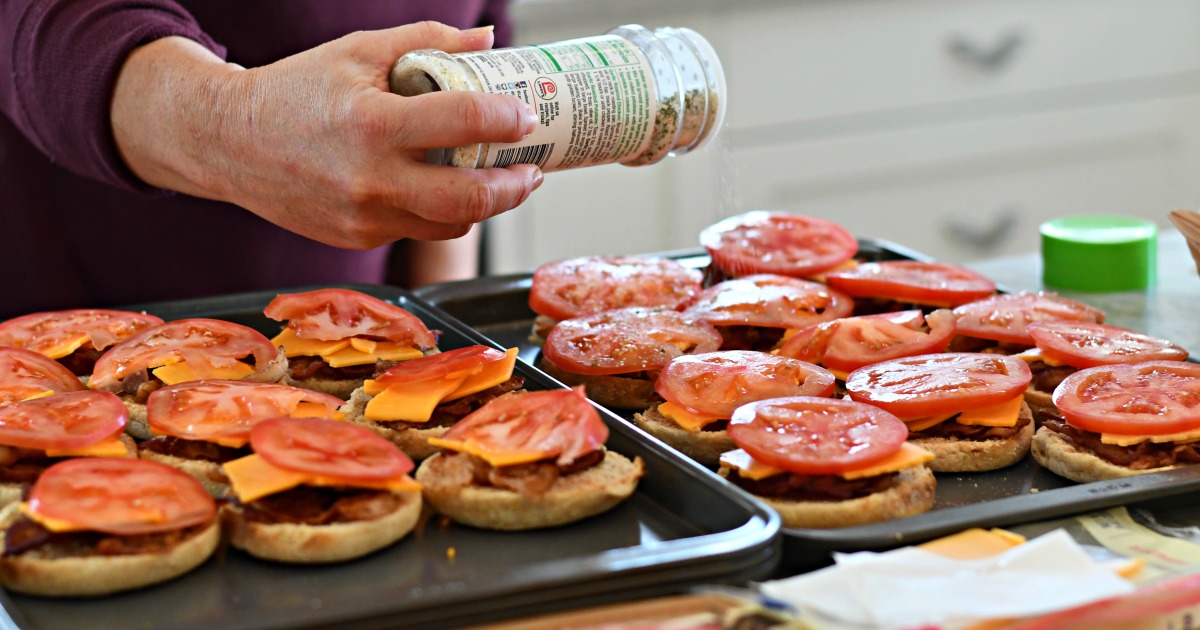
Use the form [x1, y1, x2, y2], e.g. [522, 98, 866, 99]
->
[942, 206, 1019, 251]
[946, 29, 1025, 73]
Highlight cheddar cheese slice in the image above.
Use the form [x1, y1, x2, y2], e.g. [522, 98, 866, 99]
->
[38, 333, 90, 360]
[1011, 347, 1067, 367]
[904, 413, 955, 433]
[364, 375, 465, 422]
[1101, 425, 1200, 447]
[292, 401, 345, 420]
[719, 448, 782, 481]
[224, 453, 421, 504]
[323, 342, 424, 368]
[426, 436, 552, 468]
[918, 528, 1026, 560]
[446, 348, 518, 399]
[956, 395, 1023, 427]
[44, 433, 134, 458]
[271, 328, 350, 358]
[152, 359, 255, 385]
[21, 505, 90, 533]
[719, 442, 934, 481]
[658, 401, 724, 432]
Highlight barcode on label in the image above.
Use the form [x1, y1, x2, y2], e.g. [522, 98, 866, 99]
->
[492, 143, 554, 169]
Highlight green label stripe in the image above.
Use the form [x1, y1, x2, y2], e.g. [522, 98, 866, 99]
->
[534, 45, 562, 71]
[585, 42, 610, 67]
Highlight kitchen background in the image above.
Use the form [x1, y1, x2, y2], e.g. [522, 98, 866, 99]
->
[485, 0, 1200, 274]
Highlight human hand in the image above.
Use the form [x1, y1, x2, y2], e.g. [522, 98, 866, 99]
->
[112, 22, 543, 248]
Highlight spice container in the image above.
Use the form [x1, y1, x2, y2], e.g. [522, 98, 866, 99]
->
[1040, 215, 1158, 292]
[389, 24, 726, 171]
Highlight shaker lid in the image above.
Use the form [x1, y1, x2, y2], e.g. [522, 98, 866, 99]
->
[1040, 215, 1157, 292]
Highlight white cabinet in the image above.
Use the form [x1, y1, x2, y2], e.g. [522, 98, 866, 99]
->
[488, 0, 1200, 272]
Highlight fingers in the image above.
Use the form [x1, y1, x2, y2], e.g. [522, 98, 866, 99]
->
[380, 21, 496, 60]
[388, 162, 543, 226]
[387, 90, 537, 149]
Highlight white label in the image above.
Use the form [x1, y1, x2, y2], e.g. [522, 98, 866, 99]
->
[455, 36, 657, 171]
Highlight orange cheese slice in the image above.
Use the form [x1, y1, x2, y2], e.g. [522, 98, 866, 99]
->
[43, 433, 134, 458]
[223, 453, 420, 504]
[658, 401, 724, 432]
[271, 328, 350, 358]
[446, 348, 518, 399]
[426, 436, 552, 468]
[1101, 425, 1200, 447]
[292, 401, 345, 420]
[38, 333, 90, 360]
[151, 359, 255, 385]
[919, 528, 1026, 560]
[323, 341, 424, 368]
[720, 442, 934, 481]
[956, 394, 1024, 427]
[719, 448, 783, 480]
[20, 504, 90, 533]
[905, 413, 956, 433]
[1011, 347, 1067, 367]
[364, 376, 466, 422]
[18, 389, 56, 402]
[828, 368, 851, 382]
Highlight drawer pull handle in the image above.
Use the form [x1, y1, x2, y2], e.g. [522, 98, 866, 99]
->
[943, 206, 1019, 250]
[946, 30, 1025, 73]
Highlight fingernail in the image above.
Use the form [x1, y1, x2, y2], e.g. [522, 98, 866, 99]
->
[523, 110, 539, 135]
[463, 25, 495, 36]
[532, 167, 544, 189]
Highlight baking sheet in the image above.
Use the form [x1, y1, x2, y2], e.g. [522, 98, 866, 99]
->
[0, 286, 779, 630]
[414, 240, 1200, 574]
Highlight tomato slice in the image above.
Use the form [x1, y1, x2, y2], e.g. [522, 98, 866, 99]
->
[1028, 321, 1190, 369]
[699, 211, 859, 277]
[0, 390, 126, 450]
[146, 380, 344, 446]
[542, 307, 723, 376]
[953, 292, 1106, 346]
[439, 387, 608, 466]
[27, 458, 215, 535]
[681, 274, 854, 330]
[1054, 361, 1200, 435]
[264, 288, 437, 348]
[728, 396, 909, 475]
[528, 256, 703, 321]
[90, 318, 278, 392]
[844, 352, 1032, 420]
[825, 261, 996, 307]
[0, 309, 164, 357]
[252, 417, 413, 481]
[372, 345, 505, 386]
[0, 346, 84, 405]
[655, 350, 836, 418]
[778, 309, 956, 372]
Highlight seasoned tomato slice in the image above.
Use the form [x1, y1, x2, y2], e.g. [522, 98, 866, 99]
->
[825, 261, 996, 307]
[373, 345, 505, 386]
[542, 307, 723, 376]
[252, 417, 414, 481]
[90, 318, 278, 392]
[146, 380, 344, 447]
[845, 352, 1031, 420]
[655, 350, 836, 418]
[528, 256, 702, 321]
[728, 396, 908, 475]
[1028, 321, 1189, 369]
[0, 346, 84, 405]
[437, 387, 608, 466]
[264, 288, 436, 349]
[0, 390, 126, 451]
[778, 309, 956, 372]
[682, 274, 854, 330]
[27, 458, 215, 535]
[0, 309, 164, 359]
[699, 211, 859, 277]
[953, 292, 1106, 346]
[1054, 361, 1200, 435]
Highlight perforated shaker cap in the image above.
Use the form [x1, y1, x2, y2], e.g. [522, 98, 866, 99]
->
[1040, 215, 1157, 292]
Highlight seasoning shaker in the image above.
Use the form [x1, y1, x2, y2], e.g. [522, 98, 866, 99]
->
[389, 24, 726, 171]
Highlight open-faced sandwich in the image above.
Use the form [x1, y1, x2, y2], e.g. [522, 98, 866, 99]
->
[824, 260, 996, 313]
[264, 288, 440, 399]
[632, 350, 836, 467]
[140, 380, 346, 496]
[342, 344, 522, 460]
[417, 386, 644, 530]
[0, 346, 85, 405]
[0, 309, 164, 379]
[221, 417, 422, 563]
[948, 291, 1106, 354]
[844, 353, 1034, 473]
[698, 210, 859, 282]
[719, 396, 936, 529]
[0, 457, 219, 596]
[0, 390, 135, 506]
[1032, 360, 1200, 482]
[537, 306, 722, 411]
[776, 309, 956, 382]
[89, 318, 287, 440]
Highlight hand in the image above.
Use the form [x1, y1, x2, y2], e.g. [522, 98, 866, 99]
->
[112, 22, 543, 248]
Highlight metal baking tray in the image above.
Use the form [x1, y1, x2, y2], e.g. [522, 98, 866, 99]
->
[414, 239, 1200, 574]
[0, 286, 779, 630]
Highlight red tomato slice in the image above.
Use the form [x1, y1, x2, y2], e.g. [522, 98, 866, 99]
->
[27, 458, 215, 535]
[0, 346, 84, 405]
[953, 292, 1106, 346]
[542, 307, 723, 376]
[90, 318, 278, 392]
[825, 261, 996, 307]
[252, 417, 413, 481]
[682, 274, 854, 330]
[439, 387, 608, 466]
[0, 309, 164, 356]
[844, 352, 1031, 420]
[1028, 321, 1190, 369]
[264, 288, 436, 348]
[1054, 361, 1200, 435]
[146, 380, 344, 445]
[778, 309, 956, 372]
[728, 396, 908, 475]
[528, 256, 702, 321]
[655, 350, 836, 418]
[372, 345, 505, 386]
[0, 390, 126, 450]
[699, 211, 859, 277]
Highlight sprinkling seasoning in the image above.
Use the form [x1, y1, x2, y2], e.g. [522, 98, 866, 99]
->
[389, 24, 725, 172]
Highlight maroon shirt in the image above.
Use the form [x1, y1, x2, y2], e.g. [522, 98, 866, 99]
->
[0, 0, 511, 318]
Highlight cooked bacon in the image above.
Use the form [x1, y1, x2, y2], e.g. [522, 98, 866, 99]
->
[912, 413, 1031, 442]
[288, 355, 382, 382]
[1043, 419, 1200, 470]
[57, 346, 104, 376]
[728, 469, 897, 502]
[715, 326, 785, 352]
[2, 515, 208, 558]
[0, 446, 58, 483]
[1029, 361, 1076, 395]
[435, 449, 606, 498]
[139, 436, 250, 464]
[238, 486, 401, 525]
[133, 378, 164, 404]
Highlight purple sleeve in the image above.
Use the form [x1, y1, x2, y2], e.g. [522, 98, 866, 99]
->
[0, 0, 225, 192]
[479, 0, 513, 48]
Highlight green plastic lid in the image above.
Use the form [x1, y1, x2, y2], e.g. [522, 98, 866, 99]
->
[1040, 215, 1157, 292]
